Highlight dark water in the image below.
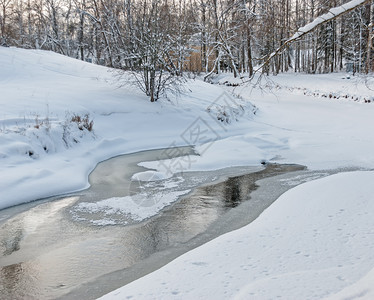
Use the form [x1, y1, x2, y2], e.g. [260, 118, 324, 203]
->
[0, 148, 316, 300]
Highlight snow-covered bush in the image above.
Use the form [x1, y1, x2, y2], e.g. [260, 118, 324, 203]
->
[206, 92, 257, 125]
[70, 113, 94, 132]
[0, 112, 95, 160]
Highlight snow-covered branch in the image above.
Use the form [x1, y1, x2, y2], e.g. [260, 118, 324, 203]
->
[290, 0, 371, 41]
[255, 0, 372, 75]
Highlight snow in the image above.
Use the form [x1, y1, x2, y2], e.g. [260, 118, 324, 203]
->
[131, 170, 169, 182]
[1, 46, 374, 299]
[0, 46, 245, 209]
[2, 48, 373, 212]
[71, 189, 190, 224]
[99, 171, 374, 300]
[141, 72, 374, 175]
[325, 267, 374, 300]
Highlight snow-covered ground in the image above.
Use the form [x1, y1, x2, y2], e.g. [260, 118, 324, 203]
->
[1, 46, 374, 299]
[0, 46, 255, 209]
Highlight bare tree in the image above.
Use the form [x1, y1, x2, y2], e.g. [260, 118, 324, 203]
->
[366, 0, 374, 73]
[0, 0, 12, 43]
[2, 0, 373, 98]
[255, 0, 372, 76]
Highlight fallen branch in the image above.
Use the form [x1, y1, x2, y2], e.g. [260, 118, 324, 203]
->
[252, 0, 372, 78]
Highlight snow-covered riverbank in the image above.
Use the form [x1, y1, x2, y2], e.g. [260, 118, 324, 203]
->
[1, 46, 374, 299]
[1, 47, 374, 210]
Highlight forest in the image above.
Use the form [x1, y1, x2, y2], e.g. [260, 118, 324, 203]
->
[1, 0, 373, 100]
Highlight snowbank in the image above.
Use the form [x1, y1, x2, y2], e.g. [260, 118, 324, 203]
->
[99, 171, 374, 299]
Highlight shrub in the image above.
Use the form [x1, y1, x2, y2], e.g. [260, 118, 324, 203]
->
[71, 114, 94, 132]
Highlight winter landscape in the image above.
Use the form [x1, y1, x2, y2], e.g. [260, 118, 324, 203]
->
[1, 0, 374, 299]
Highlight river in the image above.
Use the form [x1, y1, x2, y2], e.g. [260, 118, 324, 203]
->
[0, 147, 334, 299]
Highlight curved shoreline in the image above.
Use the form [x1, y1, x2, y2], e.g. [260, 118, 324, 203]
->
[62, 164, 346, 300]
[0, 147, 362, 300]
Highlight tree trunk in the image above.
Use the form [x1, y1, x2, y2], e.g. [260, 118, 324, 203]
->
[367, 0, 374, 73]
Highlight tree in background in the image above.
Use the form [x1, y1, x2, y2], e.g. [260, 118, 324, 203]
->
[0, 0, 373, 99]
[0, 0, 11, 44]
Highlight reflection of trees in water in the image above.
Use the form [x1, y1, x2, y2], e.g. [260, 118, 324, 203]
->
[142, 221, 169, 253]
[195, 173, 251, 209]
[222, 176, 258, 208]
[224, 178, 242, 208]
[122, 220, 171, 263]
[206, 164, 306, 209]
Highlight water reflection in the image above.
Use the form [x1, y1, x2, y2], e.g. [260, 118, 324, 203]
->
[224, 177, 243, 208]
[0, 148, 306, 300]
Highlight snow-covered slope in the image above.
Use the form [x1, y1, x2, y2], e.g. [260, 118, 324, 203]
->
[1, 46, 374, 211]
[0, 47, 255, 209]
